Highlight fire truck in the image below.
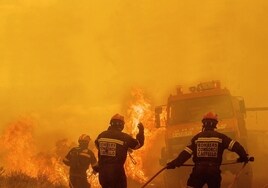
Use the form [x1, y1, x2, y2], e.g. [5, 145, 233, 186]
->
[155, 81, 253, 188]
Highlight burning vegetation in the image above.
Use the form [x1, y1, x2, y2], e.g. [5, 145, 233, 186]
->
[124, 89, 165, 186]
[0, 117, 71, 187]
[0, 89, 165, 188]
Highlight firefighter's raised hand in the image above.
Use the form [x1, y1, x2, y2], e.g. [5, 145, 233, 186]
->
[138, 123, 144, 132]
[136, 123, 145, 147]
[92, 164, 99, 173]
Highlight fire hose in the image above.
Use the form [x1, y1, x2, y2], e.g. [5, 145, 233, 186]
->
[227, 157, 254, 188]
[141, 157, 254, 188]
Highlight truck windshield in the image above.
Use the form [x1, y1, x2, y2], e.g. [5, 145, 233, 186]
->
[169, 95, 234, 125]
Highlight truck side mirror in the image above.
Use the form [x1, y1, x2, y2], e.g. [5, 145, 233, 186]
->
[155, 106, 162, 128]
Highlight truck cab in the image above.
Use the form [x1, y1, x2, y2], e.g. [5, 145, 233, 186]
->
[156, 81, 252, 188]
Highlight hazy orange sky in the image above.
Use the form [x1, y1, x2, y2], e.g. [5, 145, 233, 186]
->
[0, 0, 268, 141]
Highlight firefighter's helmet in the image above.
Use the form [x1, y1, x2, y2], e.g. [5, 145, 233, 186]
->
[110, 113, 125, 131]
[78, 134, 91, 144]
[202, 112, 218, 122]
[202, 112, 218, 130]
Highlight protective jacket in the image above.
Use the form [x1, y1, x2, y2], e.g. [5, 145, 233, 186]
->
[63, 147, 97, 188]
[95, 125, 144, 188]
[169, 130, 248, 188]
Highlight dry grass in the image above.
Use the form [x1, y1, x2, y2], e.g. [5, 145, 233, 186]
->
[0, 168, 67, 188]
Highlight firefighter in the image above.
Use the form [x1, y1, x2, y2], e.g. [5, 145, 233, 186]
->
[166, 112, 250, 188]
[95, 113, 145, 188]
[63, 134, 98, 188]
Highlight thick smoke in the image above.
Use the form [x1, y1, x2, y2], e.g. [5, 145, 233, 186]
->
[0, 0, 268, 187]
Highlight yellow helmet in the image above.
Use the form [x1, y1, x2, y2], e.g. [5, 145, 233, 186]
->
[78, 134, 91, 143]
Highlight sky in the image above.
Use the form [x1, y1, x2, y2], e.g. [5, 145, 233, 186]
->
[0, 0, 268, 142]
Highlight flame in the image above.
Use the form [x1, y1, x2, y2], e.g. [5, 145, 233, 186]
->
[87, 147, 101, 188]
[0, 89, 165, 187]
[0, 116, 102, 187]
[124, 89, 165, 185]
[0, 117, 70, 186]
[87, 167, 101, 188]
[1, 117, 38, 176]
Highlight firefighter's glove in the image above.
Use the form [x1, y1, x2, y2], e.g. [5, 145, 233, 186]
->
[138, 123, 144, 133]
[92, 165, 99, 173]
[166, 161, 176, 169]
[237, 156, 249, 163]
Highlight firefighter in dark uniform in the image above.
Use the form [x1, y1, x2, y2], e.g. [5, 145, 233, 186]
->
[63, 134, 98, 188]
[95, 113, 145, 188]
[166, 112, 250, 188]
